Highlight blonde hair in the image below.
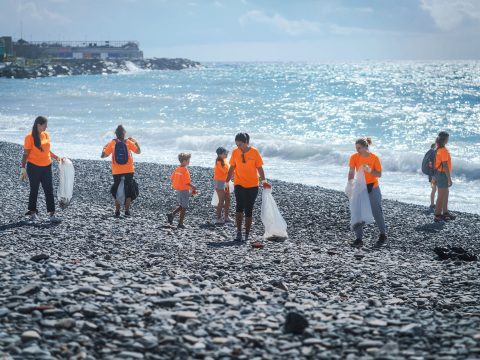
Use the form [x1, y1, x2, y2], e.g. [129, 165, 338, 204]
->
[178, 153, 191, 163]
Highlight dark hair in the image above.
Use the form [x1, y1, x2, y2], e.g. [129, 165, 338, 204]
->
[235, 132, 250, 144]
[32, 116, 48, 151]
[115, 125, 126, 140]
[355, 137, 372, 148]
[216, 156, 225, 167]
[436, 131, 449, 148]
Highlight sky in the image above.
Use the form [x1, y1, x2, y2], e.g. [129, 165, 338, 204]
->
[1, 0, 480, 61]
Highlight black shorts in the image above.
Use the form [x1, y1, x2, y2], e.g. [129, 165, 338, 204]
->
[111, 173, 134, 199]
[234, 185, 258, 217]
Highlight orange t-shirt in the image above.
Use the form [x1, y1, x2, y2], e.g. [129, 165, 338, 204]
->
[229, 147, 264, 188]
[213, 160, 229, 181]
[171, 166, 191, 190]
[349, 152, 382, 188]
[24, 131, 52, 166]
[435, 147, 452, 173]
[103, 139, 138, 175]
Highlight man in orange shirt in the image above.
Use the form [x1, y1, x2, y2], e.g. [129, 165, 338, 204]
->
[433, 131, 455, 222]
[21, 116, 64, 223]
[101, 125, 141, 217]
[167, 153, 197, 229]
[225, 133, 271, 244]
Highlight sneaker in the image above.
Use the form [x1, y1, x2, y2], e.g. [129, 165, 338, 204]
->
[29, 213, 37, 222]
[167, 213, 174, 225]
[351, 239, 363, 248]
[177, 224, 186, 229]
[114, 211, 120, 218]
[374, 234, 387, 248]
[49, 215, 62, 224]
[215, 219, 225, 225]
[124, 210, 131, 217]
[224, 218, 234, 224]
[235, 231, 243, 242]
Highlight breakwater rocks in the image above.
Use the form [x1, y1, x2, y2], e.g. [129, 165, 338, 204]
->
[0, 141, 480, 359]
[0, 58, 201, 79]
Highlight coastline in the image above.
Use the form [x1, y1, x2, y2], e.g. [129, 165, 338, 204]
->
[1, 140, 480, 359]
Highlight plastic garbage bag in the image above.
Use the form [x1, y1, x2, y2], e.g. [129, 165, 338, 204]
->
[116, 176, 125, 205]
[57, 158, 75, 209]
[261, 188, 288, 239]
[349, 167, 374, 230]
[211, 190, 219, 207]
[229, 181, 234, 193]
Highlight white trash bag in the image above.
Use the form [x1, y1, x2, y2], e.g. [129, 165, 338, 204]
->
[57, 158, 75, 209]
[229, 181, 234, 193]
[261, 188, 288, 239]
[348, 167, 374, 230]
[211, 190, 219, 207]
[116, 176, 125, 206]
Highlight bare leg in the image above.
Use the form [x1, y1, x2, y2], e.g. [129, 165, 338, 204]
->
[224, 192, 231, 221]
[179, 207, 186, 225]
[236, 212, 243, 232]
[115, 200, 121, 212]
[442, 188, 449, 214]
[245, 216, 253, 236]
[216, 189, 225, 221]
[125, 198, 132, 212]
[172, 206, 182, 216]
[430, 183, 437, 207]
[435, 188, 446, 216]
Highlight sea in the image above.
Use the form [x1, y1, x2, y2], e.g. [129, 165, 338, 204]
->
[1, 61, 479, 214]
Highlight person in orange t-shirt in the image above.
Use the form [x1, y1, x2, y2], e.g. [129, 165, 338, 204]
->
[433, 131, 455, 222]
[348, 137, 386, 248]
[167, 153, 197, 229]
[225, 133, 271, 244]
[101, 125, 141, 217]
[213, 147, 232, 224]
[20, 116, 64, 223]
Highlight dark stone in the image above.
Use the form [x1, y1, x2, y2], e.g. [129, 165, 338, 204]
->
[284, 312, 309, 334]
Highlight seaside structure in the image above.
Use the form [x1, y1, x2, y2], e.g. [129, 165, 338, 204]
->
[0, 36, 14, 61]
[1, 37, 143, 60]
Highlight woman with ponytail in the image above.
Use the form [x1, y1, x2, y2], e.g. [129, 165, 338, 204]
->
[348, 137, 387, 248]
[21, 116, 63, 223]
[213, 147, 232, 224]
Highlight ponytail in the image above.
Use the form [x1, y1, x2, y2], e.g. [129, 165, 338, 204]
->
[355, 137, 372, 148]
[235, 132, 250, 144]
[32, 116, 48, 151]
[216, 156, 225, 167]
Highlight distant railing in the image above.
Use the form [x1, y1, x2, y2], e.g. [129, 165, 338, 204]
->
[15, 40, 139, 49]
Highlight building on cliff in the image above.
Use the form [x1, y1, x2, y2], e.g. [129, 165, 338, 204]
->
[3, 38, 143, 60]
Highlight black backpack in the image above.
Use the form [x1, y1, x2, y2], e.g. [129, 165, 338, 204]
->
[114, 139, 129, 165]
[421, 149, 436, 176]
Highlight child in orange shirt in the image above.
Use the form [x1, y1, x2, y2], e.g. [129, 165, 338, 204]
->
[213, 147, 232, 224]
[167, 153, 197, 229]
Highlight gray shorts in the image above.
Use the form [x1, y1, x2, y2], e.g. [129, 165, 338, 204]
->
[214, 180, 225, 189]
[176, 190, 190, 208]
[434, 171, 449, 189]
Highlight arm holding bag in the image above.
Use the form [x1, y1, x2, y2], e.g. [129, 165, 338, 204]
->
[261, 188, 288, 239]
[57, 158, 75, 210]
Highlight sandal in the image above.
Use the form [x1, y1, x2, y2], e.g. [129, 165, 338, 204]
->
[443, 212, 456, 220]
[434, 214, 444, 223]
[251, 241, 264, 249]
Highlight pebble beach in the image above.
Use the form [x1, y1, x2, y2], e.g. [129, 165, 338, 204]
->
[1, 140, 480, 359]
